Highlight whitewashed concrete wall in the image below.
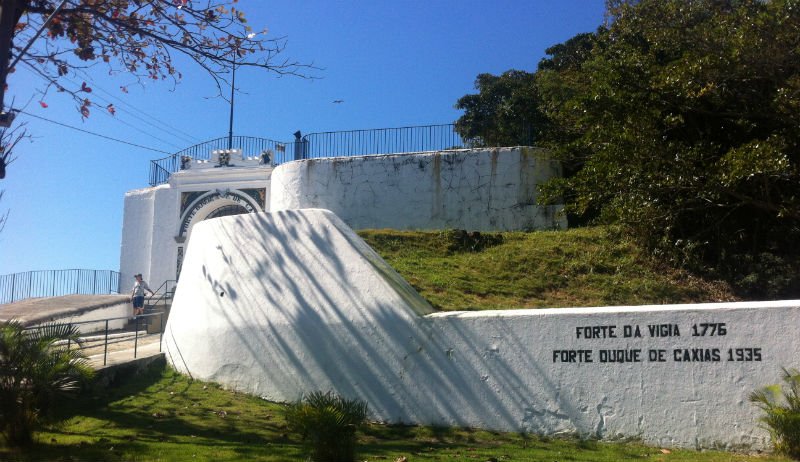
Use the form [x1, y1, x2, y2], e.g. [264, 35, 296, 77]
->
[163, 209, 800, 449]
[120, 148, 565, 289]
[119, 186, 162, 286]
[119, 185, 180, 290]
[119, 165, 272, 289]
[64, 302, 129, 333]
[270, 147, 566, 231]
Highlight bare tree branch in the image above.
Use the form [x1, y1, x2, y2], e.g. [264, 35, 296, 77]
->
[8, 0, 317, 117]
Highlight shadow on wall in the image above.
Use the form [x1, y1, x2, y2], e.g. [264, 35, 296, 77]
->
[162, 209, 590, 434]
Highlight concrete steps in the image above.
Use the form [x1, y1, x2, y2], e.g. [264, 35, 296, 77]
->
[122, 303, 170, 333]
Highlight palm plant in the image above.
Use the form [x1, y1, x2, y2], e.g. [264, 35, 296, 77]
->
[0, 320, 94, 447]
[284, 391, 369, 462]
[750, 368, 800, 459]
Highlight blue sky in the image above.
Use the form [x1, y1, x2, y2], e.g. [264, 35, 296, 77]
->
[0, 0, 606, 275]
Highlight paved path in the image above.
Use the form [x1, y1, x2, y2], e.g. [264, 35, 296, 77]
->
[0, 294, 130, 325]
[1, 295, 167, 369]
[85, 332, 163, 368]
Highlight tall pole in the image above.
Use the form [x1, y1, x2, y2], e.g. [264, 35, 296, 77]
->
[227, 52, 235, 150]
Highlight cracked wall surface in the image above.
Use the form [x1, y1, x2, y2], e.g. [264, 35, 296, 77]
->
[270, 147, 566, 231]
[164, 209, 800, 450]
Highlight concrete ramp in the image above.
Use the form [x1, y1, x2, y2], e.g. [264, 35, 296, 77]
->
[0, 294, 130, 330]
[163, 208, 800, 449]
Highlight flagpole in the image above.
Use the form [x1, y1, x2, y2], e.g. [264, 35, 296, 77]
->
[227, 51, 236, 150]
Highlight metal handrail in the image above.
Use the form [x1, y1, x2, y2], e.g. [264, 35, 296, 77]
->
[148, 136, 294, 186]
[23, 312, 166, 367]
[0, 269, 121, 305]
[146, 279, 176, 312]
[147, 123, 536, 186]
[300, 123, 466, 159]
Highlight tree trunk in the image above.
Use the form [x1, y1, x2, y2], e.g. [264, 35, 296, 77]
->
[0, 0, 28, 113]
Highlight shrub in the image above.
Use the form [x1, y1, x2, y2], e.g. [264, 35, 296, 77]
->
[750, 368, 800, 459]
[284, 391, 369, 462]
[444, 229, 504, 253]
[0, 320, 94, 447]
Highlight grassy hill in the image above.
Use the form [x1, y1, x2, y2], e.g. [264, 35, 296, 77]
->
[358, 226, 739, 311]
[7, 363, 788, 462]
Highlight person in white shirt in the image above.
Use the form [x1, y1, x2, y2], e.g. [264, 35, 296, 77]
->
[130, 273, 155, 316]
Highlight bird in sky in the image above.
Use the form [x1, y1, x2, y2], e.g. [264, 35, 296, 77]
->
[332, 99, 344, 104]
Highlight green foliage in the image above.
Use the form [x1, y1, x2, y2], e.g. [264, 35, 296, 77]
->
[443, 229, 504, 253]
[750, 369, 800, 459]
[455, 33, 598, 186]
[537, 32, 597, 73]
[454, 70, 542, 147]
[534, 0, 800, 297]
[5, 363, 795, 461]
[0, 320, 94, 447]
[456, 0, 800, 296]
[284, 391, 369, 462]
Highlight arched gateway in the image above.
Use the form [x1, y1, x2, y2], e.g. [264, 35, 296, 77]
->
[174, 188, 263, 279]
[119, 148, 272, 287]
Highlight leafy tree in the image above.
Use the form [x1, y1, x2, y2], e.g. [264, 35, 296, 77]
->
[0, 320, 93, 447]
[454, 70, 542, 147]
[457, 0, 800, 296]
[454, 33, 597, 163]
[534, 32, 599, 189]
[538, 0, 800, 297]
[454, 32, 599, 223]
[537, 32, 596, 73]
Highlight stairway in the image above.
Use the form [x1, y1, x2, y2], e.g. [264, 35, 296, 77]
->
[122, 281, 175, 333]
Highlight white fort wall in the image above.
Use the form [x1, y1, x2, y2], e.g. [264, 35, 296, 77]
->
[119, 161, 272, 288]
[121, 147, 564, 288]
[270, 147, 566, 231]
[163, 209, 800, 449]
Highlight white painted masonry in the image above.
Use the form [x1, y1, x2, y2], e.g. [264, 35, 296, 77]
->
[164, 209, 800, 449]
[119, 152, 272, 288]
[62, 301, 129, 333]
[121, 147, 565, 288]
[270, 147, 566, 231]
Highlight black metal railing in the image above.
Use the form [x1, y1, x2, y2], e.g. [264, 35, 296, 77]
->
[149, 136, 295, 186]
[24, 312, 165, 367]
[147, 279, 176, 311]
[148, 123, 535, 186]
[0, 269, 121, 305]
[300, 124, 468, 159]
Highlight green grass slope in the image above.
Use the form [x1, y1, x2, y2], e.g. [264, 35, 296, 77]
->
[2, 362, 787, 462]
[359, 226, 739, 311]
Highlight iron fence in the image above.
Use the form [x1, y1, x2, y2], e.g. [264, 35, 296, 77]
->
[149, 136, 295, 186]
[23, 311, 165, 367]
[148, 123, 534, 186]
[0, 269, 121, 305]
[300, 124, 468, 159]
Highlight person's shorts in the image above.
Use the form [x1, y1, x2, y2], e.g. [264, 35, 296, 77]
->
[132, 296, 145, 308]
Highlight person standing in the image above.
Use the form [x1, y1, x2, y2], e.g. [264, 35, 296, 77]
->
[131, 273, 155, 317]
